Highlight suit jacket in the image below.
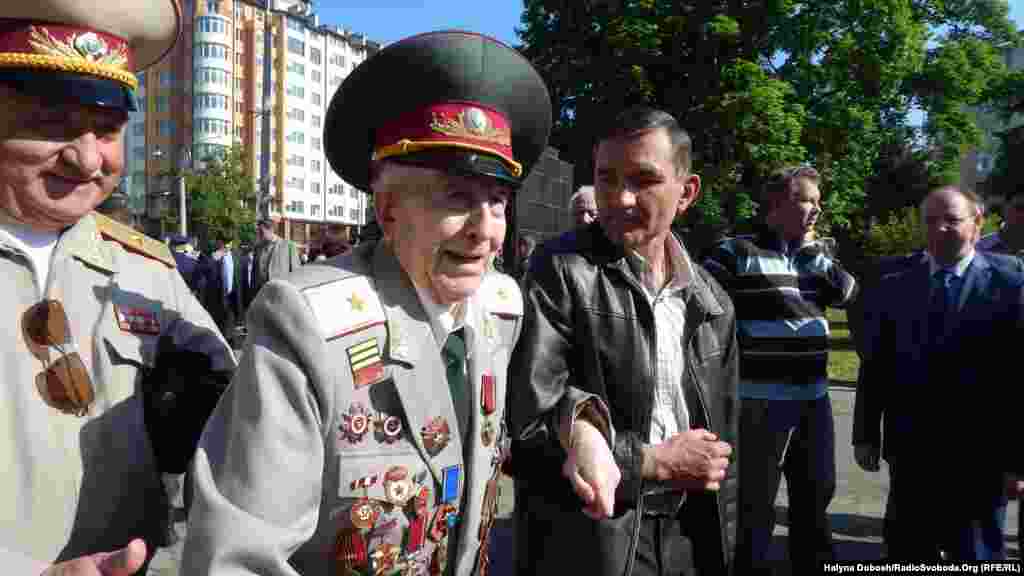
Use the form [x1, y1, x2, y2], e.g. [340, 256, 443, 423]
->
[854, 251, 1024, 478]
[183, 241, 524, 576]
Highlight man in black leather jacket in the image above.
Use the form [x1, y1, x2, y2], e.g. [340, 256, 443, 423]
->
[509, 107, 739, 576]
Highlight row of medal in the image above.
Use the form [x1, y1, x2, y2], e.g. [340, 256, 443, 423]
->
[338, 372, 500, 455]
[335, 464, 462, 576]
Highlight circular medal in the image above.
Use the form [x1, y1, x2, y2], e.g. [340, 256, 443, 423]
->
[381, 415, 402, 443]
[350, 499, 380, 530]
[350, 414, 369, 435]
[481, 420, 495, 447]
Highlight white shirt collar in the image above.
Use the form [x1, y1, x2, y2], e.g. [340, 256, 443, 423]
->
[413, 284, 470, 349]
[625, 233, 693, 296]
[928, 248, 975, 279]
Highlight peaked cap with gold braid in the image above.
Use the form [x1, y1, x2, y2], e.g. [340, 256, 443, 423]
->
[324, 30, 553, 192]
[0, 0, 181, 110]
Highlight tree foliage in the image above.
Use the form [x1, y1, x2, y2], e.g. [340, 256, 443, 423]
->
[171, 145, 257, 245]
[517, 0, 1020, 237]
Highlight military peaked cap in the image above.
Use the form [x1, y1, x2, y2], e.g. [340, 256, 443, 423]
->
[0, 0, 181, 111]
[324, 30, 552, 192]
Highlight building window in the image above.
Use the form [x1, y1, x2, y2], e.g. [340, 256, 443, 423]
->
[310, 159, 321, 172]
[286, 176, 305, 190]
[287, 154, 304, 167]
[311, 114, 321, 128]
[197, 16, 228, 34]
[133, 124, 145, 137]
[311, 92, 321, 106]
[330, 75, 343, 88]
[133, 146, 146, 161]
[311, 182, 321, 195]
[311, 69, 321, 83]
[286, 17, 304, 32]
[329, 53, 344, 67]
[287, 37, 305, 56]
[311, 137, 321, 150]
[196, 67, 230, 87]
[287, 107, 305, 122]
[158, 119, 175, 137]
[287, 61, 305, 76]
[349, 208, 359, 220]
[350, 188, 359, 199]
[310, 47, 322, 65]
[196, 118, 231, 137]
[286, 131, 305, 145]
[194, 93, 229, 111]
[194, 43, 229, 61]
[287, 200, 305, 214]
[286, 84, 305, 98]
[310, 204, 321, 217]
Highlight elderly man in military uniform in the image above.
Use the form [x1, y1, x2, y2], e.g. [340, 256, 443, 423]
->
[183, 31, 618, 576]
[0, 1, 236, 575]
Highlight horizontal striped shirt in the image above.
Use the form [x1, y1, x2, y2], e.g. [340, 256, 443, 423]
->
[704, 231, 856, 400]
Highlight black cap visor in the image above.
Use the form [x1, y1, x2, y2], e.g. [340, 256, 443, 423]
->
[0, 69, 136, 111]
[387, 150, 520, 188]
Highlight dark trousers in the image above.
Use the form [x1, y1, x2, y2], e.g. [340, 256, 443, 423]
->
[631, 513, 697, 576]
[735, 396, 836, 574]
[886, 462, 1008, 561]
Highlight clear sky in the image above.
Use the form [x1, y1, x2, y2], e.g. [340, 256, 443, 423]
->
[315, 0, 524, 46]
[315, 0, 1023, 48]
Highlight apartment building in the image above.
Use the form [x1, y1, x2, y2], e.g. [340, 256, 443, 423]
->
[125, 0, 380, 246]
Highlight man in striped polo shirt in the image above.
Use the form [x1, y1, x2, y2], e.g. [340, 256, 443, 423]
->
[703, 165, 857, 574]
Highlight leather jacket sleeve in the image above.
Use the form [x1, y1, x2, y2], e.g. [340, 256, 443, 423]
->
[508, 250, 620, 485]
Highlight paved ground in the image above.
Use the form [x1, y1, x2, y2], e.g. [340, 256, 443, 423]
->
[148, 385, 1019, 574]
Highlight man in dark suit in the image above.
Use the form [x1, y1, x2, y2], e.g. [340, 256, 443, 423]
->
[854, 186, 1024, 561]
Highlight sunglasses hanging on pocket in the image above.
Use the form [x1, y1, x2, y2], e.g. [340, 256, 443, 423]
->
[21, 299, 94, 416]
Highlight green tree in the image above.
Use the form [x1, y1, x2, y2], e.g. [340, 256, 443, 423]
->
[165, 145, 257, 246]
[517, 0, 1019, 234]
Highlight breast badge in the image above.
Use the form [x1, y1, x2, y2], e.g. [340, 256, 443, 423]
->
[369, 542, 401, 576]
[340, 402, 372, 445]
[350, 499, 382, 531]
[375, 412, 403, 444]
[334, 527, 369, 573]
[383, 466, 416, 507]
[421, 416, 451, 457]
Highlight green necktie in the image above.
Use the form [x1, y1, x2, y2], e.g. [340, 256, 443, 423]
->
[442, 327, 469, 442]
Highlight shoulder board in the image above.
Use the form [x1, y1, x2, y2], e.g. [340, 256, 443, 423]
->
[480, 272, 522, 317]
[93, 213, 175, 268]
[302, 275, 387, 340]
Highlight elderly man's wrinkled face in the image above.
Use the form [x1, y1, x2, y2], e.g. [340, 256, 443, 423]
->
[376, 164, 510, 306]
[924, 189, 982, 266]
[0, 85, 127, 231]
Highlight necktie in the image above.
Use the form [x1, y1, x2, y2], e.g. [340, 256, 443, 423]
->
[442, 327, 469, 442]
[929, 269, 954, 346]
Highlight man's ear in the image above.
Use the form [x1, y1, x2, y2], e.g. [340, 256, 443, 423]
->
[677, 173, 701, 218]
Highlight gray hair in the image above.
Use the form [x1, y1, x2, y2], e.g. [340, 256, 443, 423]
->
[568, 185, 595, 210]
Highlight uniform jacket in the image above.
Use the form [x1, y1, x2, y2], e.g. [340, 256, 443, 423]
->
[253, 235, 302, 295]
[0, 212, 235, 568]
[183, 241, 523, 576]
[509, 224, 740, 576]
